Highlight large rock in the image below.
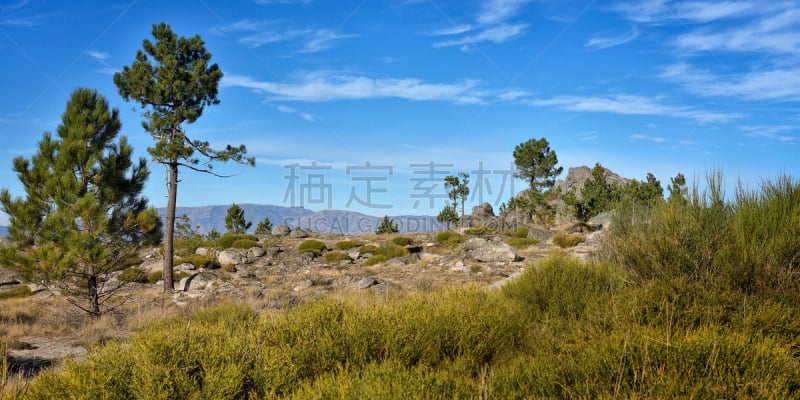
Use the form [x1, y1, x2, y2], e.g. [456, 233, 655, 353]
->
[271, 225, 291, 236]
[554, 166, 629, 200]
[0, 267, 21, 287]
[461, 238, 517, 262]
[472, 242, 517, 262]
[471, 202, 495, 218]
[289, 228, 310, 238]
[217, 250, 245, 266]
[176, 272, 219, 292]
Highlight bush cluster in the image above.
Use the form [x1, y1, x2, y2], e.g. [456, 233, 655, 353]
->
[434, 231, 465, 248]
[335, 240, 362, 250]
[214, 233, 258, 249]
[506, 237, 538, 249]
[551, 233, 586, 248]
[297, 239, 327, 256]
[390, 236, 413, 246]
[323, 251, 352, 264]
[118, 267, 149, 283]
[174, 254, 219, 270]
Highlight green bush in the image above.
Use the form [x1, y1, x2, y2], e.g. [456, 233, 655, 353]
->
[298, 239, 327, 256]
[507, 226, 529, 239]
[175, 254, 219, 270]
[434, 231, 465, 248]
[231, 239, 259, 249]
[147, 270, 192, 284]
[363, 255, 389, 266]
[214, 233, 258, 249]
[118, 267, 149, 283]
[391, 236, 413, 246]
[379, 243, 408, 259]
[324, 251, 352, 263]
[552, 233, 586, 248]
[506, 237, 538, 249]
[335, 240, 362, 250]
[358, 245, 380, 255]
[0, 285, 32, 300]
[464, 226, 493, 235]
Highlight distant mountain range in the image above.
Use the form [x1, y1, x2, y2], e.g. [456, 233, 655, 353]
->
[158, 204, 443, 235]
[0, 205, 439, 237]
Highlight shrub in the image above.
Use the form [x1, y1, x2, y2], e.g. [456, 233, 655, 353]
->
[231, 239, 259, 249]
[358, 245, 380, 255]
[118, 267, 148, 283]
[298, 239, 327, 256]
[148, 270, 193, 284]
[507, 226, 529, 239]
[435, 231, 465, 248]
[391, 236, 413, 246]
[552, 233, 585, 248]
[506, 237, 538, 249]
[175, 254, 219, 270]
[324, 251, 352, 263]
[222, 263, 236, 273]
[214, 233, 258, 249]
[335, 240, 362, 250]
[379, 243, 409, 259]
[364, 255, 389, 266]
[0, 285, 32, 300]
[464, 226, 493, 235]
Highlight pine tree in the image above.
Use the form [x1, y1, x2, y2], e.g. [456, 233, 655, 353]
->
[437, 205, 458, 230]
[255, 217, 273, 235]
[444, 172, 470, 225]
[225, 203, 251, 234]
[512, 138, 563, 221]
[0, 88, 161, 317]
[114, 23, 254, 292]
[375, 215, 399, 234]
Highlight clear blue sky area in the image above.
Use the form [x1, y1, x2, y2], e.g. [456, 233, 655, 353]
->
[1, 0, 798, 225]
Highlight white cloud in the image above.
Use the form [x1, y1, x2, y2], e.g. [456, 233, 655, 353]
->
[223, 72, 485, 104]
[661, 62, 800, 101]
[434, 23, 527, 48]
[275, 104, 317, 122]
[430, 0, 530, 50]
[673, 7, 800, 54]
[478, 0, 531, 25]
[300, 29, 357, 53]
[616, 0, 757, 23]
[586, 26, 639, 49]
[630, 133, 666, 143]
[432, 24, 474, 36]
[740, 125, 797, 142]
[529, 94, 741, 123]
[497, 90, 529, 101]
[86, 50, 110, 62]
[215, 19, 353, 52]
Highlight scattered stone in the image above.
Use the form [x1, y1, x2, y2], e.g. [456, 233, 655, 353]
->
[294, 279, 313, 291]
[217, 249, 245, 266]
[289, 228, 310, 238]
[195, 247, 209, 256]
[271, 225, 291, 236]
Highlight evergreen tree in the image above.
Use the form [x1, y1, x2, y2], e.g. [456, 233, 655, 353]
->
[0, 88, 161, 317]
[114, 23, 254, 292]
[375, 215, 399, 234]
[436, 205, 459, 230]
[255, 217, 273, 235]
[225, 203, 251, 234]
[444, 172, 470, 225]
[511, 138, 563, 221]
[668, 173, 688, 203]
[513, 138, 563, 193]
[568, 163, 621, 222]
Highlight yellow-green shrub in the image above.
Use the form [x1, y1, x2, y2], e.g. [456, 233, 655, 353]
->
[335, 240, 362, 250]
[506, 237, 538, 249]
[391, 236, 413, 246]
[324, 251, 352, 263]
[174, 254, 219, 270]
[363, 255, 389, 266]
[118, 267, 148, 283]
[231, 239, 258, 249]
[552, 233, 585, 248]
[297, 239, 326, 256]
[0, 285, 31, 300]
[435, 231, 464, 248]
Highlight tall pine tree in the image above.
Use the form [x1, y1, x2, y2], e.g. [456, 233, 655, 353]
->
[0, 88, 162, 317]
[114, 23, 254, 292]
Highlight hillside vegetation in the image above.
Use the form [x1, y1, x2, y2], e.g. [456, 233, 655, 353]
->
[4, 174, 800, 398]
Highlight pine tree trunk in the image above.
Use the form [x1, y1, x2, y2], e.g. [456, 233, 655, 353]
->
[88, 273, 100, 318]
[162, 161, 178, 292]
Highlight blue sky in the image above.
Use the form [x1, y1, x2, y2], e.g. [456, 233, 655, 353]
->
[1, 0, 798, 225]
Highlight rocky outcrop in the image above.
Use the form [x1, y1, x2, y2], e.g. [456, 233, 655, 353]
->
[460, 237, 518, 262]
[554, 166, 629, 199]
[271, 225, 291, 236]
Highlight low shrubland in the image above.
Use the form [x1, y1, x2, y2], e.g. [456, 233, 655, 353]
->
[551, 232, 586, 248]
[6, 173, 800, 398]
[297, 239, 326, 256]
